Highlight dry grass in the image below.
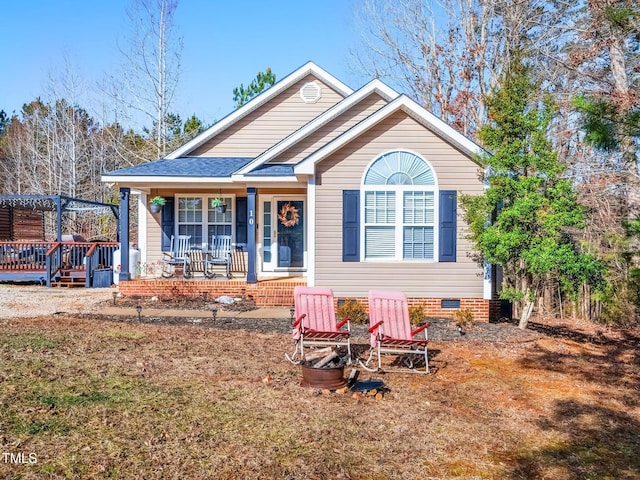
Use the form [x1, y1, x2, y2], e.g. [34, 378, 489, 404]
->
[0, 315, 638, 479]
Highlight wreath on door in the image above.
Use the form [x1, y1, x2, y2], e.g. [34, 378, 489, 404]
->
[278, 203, 300, 228]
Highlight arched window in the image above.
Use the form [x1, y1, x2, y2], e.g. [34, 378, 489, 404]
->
[362, 151, 437, 260]
[364, 151, 436, 186]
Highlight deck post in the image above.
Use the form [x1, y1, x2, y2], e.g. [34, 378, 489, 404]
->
[246, 187, 257, 283]
[55, 196, 62, 242]
[119, 187, 131, 282]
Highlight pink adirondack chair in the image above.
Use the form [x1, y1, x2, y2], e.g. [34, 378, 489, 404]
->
[285, 286, 351, 364]
[361, 290, 430, 373]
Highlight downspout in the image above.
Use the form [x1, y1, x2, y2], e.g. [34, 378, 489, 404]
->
[483, 166, 492, 301]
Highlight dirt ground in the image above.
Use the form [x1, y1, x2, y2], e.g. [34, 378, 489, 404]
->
[1, 284, 639, 478]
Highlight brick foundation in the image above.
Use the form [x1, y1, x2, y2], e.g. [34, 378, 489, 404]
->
[337, 296, 492, 322]
[415, 298, 492, 322]
[118, 278, 306, 307]
[119, 279, 495, 321]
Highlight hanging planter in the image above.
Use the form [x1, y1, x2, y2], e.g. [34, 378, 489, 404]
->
[149, 196, 166, 214]
[211, 197, 226, 214]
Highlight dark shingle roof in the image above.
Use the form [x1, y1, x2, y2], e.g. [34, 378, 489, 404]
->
[106, 157, 253, 177]
[245, 164, 295, 176]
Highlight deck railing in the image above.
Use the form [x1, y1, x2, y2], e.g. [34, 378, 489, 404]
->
[0, 241, 54, 271]
[0, 241, 119, 287]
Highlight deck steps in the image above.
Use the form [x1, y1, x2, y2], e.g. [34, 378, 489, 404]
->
[52, 270, 86, 288]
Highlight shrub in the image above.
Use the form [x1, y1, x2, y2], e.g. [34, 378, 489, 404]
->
[336, 299, 367, 325]
[453, 308, 474, 328]
[408, 304, 426, 326]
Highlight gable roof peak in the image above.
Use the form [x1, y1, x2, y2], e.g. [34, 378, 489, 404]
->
[234, 78, 399, 176]
[166, 62, 354, 160]
[294, 94, 485, 175]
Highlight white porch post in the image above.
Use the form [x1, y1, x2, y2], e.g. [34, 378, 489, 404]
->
[307, 176, 316, 286]
[138, 193, 148, 269]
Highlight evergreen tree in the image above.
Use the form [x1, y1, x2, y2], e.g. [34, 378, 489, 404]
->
[232, 68, 276, 108]
[572, 1, 639, 160]
[183, 113, 205, 137]
[462, 56, 604, 328]
[0, 110, 7, 139]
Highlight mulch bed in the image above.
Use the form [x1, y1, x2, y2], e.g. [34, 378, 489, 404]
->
[109, 294, 260, 312]
[86, 293, 640, 347]
[78, 311, 541, 344]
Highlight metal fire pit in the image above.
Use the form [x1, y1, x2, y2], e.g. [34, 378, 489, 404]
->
[300, 365, 346, 390]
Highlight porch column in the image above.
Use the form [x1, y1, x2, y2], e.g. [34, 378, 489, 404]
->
[119, 187, 131, 282]
[246, 187, 257, 283]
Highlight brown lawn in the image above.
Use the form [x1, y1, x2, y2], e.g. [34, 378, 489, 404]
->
[0, 315, 638, 479]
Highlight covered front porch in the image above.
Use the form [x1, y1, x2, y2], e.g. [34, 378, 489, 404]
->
[114, 183, 311, 287]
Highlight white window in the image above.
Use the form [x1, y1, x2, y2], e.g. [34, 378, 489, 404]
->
[362, 151, 436, 260]
[177, 196, 233, 248]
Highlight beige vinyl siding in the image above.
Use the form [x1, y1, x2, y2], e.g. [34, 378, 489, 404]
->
[146, 210, 163, 268]
[270, 93, 388, 165]
[314, 110, 485, 299]
[191, 76, 344, 158]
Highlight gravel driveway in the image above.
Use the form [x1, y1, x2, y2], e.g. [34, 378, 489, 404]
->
[0, 284, 114, 319]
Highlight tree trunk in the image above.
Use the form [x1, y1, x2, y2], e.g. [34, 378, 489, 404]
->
[518, 298, 535, 329]
[518, 288, 536, 329]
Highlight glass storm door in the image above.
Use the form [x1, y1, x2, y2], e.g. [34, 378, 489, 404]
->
[262, 198, 304, 271]
[276, 200, 304, 268]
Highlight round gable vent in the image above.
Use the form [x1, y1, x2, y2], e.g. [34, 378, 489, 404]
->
[300, 81, 322, 103]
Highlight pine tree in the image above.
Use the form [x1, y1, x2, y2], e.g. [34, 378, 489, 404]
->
[462, 56, 603, 329]
[233, 68, 276, 108]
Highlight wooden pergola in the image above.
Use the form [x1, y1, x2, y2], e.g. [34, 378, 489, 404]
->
[0, 194, 119, 242]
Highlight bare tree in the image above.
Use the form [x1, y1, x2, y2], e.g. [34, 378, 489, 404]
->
[115, 0, 183, 159]
[352, 0, 578, 137]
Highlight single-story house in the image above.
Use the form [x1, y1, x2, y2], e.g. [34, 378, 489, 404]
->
[102, 62, 499, 320]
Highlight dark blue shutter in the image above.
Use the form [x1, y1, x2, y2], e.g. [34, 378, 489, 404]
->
[439, 190, 457, 262]
[342, 190, 360, 262]
[161, 197, 175, 252]
[235, 197, 248, 245]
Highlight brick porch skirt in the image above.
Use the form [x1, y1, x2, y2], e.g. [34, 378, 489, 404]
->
[118, 278, 499, 321]
[118, 278, 306, 307]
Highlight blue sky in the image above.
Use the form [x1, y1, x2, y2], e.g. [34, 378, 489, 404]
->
[0, 0, 366, 128]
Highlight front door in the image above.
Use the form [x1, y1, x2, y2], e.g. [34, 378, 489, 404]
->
[261, 197, 305, 272]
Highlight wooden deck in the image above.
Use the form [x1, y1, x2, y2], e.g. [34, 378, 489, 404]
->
[0, 241, 119, 287]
